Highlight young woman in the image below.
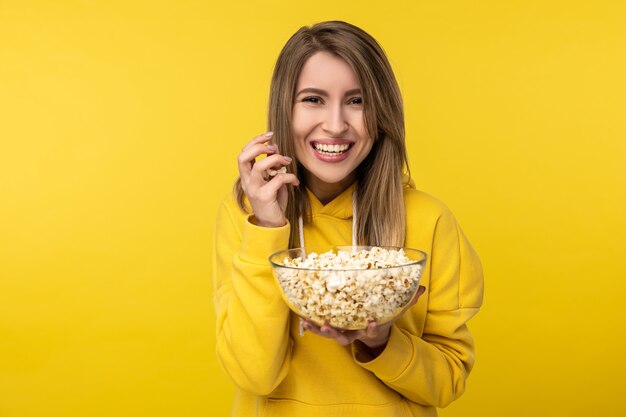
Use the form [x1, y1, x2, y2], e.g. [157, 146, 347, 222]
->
[212, 21, 484, 417]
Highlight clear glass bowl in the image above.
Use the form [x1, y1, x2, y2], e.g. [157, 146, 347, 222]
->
[269, 246, 427, 330]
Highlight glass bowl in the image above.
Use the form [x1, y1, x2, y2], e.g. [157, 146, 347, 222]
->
[269, 246, 427, 330]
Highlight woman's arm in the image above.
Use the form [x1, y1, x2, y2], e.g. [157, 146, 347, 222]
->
[212, 132, 299, 394]
[353, 208, 484, 407]
[212, 199, 293, 395]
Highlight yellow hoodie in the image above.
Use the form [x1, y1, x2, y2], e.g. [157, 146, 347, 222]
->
[212, 182, 484, 416]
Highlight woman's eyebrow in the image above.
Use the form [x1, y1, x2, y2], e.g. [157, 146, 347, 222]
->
[296, 87, 362, 97]
[296, 87, 327, 96]
[344, 88, 362, 96]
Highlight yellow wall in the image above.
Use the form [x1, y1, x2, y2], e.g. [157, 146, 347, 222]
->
[1, 1, 625, 416]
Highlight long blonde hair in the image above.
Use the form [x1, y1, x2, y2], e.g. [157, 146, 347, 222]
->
[235, 21, 410, 247]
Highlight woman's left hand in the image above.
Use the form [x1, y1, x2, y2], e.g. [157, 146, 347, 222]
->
[302, 285, 426, 353]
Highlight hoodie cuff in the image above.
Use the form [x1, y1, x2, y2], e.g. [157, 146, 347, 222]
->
[239, 214, 291, 265]
[352, 325, 414, 380]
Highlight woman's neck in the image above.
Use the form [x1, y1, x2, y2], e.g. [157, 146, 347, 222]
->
[305, 171, 356, 205]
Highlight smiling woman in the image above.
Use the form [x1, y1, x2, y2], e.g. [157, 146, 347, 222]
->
[212, 20, 484, 417]
[292, 52, 373, 203]
[235, 21, 409, 246]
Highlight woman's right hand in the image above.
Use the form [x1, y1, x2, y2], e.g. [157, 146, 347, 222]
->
[237, 132, 300, 227]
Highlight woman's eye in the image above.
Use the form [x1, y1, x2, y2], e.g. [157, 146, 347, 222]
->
[349, 97, 363, 105]
[302, 96, 322, 104]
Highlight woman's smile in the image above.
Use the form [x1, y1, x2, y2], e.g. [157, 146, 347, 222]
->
[310, 139, 354, 161]
[292, 51, 374, 202]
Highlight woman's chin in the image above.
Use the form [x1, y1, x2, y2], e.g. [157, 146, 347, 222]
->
[305, 170, 356, 190]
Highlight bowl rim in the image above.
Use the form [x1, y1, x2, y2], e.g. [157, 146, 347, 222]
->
[269, 245, 428, 272]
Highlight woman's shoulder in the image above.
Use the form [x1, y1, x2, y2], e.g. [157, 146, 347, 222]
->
[401, 181, 465, 248]
[402, 181, 453, 218]
[217, 184, 251, 224]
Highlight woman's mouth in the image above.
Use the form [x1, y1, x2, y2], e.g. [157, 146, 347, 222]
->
[313, 142, 351, 155]
[310, 141, 354, 162]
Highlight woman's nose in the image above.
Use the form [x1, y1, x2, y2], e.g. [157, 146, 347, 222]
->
[321, 104, 348, 135]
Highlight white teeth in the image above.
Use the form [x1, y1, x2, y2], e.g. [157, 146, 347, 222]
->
[314, 143, 350, 154]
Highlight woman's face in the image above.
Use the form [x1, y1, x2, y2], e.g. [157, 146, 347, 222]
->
[292, 51, 373, 202]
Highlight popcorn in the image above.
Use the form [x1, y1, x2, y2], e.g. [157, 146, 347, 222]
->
[267, 166, 287, 177]
[274, 247, 424, 329]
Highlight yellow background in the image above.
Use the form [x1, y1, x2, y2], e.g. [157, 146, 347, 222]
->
[1, 1, 625, 416]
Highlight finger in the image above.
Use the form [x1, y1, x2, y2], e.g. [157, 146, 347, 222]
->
[241, 132, 274, 153]
[261, 173, 300, 195]
[416, 285, 426, 297]
[402, 285, 426, 312]
[251, 154, 292, 177]
[304, 320, 348, 344]
[302, 320, 324, 336]
[238, 142, 279, 169]
[320, 324, 351, 346]
[237, 144, 278, 182]
[366, 321, 378, 338]
[298, 318, 306, 336]
[410, 285, 427, 306]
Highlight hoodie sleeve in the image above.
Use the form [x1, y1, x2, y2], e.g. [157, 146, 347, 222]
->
[353, 207, 484, 407]
[212, 198, 293, 395]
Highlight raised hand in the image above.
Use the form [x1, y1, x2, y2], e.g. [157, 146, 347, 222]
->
[237, 132, 300, 227]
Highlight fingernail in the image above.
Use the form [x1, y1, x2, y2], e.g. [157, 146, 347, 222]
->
[264, 131, 274, 137]
[284, 156, 292, 162]
[268, 144, 278, 152]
